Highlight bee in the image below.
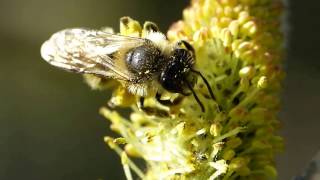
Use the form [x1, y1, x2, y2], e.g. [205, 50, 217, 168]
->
[40, 26, 215, 112]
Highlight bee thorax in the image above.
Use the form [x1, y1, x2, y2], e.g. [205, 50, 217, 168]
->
[125, 44, 162, 78]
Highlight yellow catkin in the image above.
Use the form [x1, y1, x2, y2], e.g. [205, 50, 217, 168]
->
[95, 0, 285, 179]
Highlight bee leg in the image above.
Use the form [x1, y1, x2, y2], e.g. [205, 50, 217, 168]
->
[138, 97, 145, 109]
[177, 40, 195, 59]
[155, 92, 184, 106]
[138, 96, 169, 117]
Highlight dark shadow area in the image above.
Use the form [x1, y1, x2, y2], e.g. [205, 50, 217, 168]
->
[277, 1, 320, 179]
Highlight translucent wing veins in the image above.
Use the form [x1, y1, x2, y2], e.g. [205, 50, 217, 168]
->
[41, 28, 146, 81]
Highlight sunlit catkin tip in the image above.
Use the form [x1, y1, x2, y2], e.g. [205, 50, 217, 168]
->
[239, 66, 255, 79]
[104, 136, 115, 148]
[228, 20, 240, 36]
[125, 144, 141, 157]
[208, 160, 228, 178]
[210, 123, 222, 137]
[257, 76, 268, 89]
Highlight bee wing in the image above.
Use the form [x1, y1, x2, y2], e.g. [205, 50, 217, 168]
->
[40, 28, 146, 81]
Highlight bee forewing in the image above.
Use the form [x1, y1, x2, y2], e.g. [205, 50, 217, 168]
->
[40, 28, 146, 81]
[40, 41, 54, 63]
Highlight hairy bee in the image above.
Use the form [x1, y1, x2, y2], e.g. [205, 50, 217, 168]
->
[41, 27, 214, 111]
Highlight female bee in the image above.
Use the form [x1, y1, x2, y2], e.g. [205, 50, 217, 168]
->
[41, 25, 214, 112]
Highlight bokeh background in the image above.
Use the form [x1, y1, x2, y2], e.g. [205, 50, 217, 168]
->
[0, 0, 319, 179]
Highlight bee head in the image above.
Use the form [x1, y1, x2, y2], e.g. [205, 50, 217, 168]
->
[159, 48, 196, 95]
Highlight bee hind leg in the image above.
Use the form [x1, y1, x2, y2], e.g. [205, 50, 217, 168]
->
[138, 97, 169, 117]
[155, 92, 184, 106]
[138, 97, 145, 109]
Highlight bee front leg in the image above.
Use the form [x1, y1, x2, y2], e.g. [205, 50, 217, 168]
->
[177, 40, 195, 59]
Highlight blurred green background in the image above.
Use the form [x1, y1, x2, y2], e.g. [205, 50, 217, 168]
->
[0, 0, 319, 179]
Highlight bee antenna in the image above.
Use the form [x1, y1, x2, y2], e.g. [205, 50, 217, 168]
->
[191, 69, 216, 101]
[184, 78, 205, 112]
